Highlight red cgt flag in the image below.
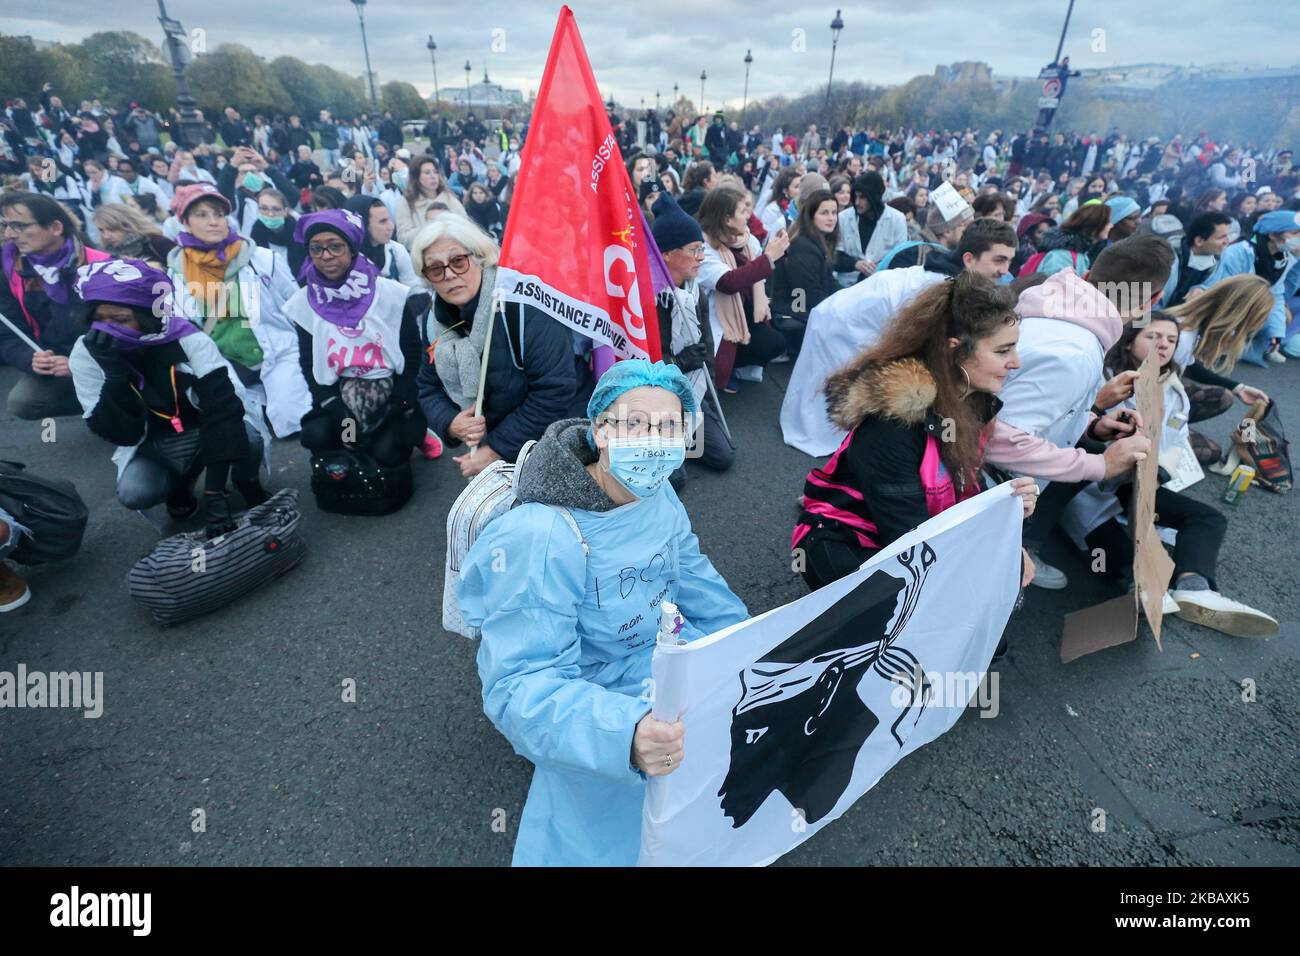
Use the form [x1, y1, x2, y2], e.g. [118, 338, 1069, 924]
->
[494, 6, 662, 361]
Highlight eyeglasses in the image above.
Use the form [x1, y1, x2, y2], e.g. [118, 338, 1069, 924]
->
[422, 254, 473, 282]
[258, 206, 286, 216]
[308, 242, 350, 259]
[601, 413, 685, 441]
[671, 244, 705, 259]
[0, 220, 38, 233]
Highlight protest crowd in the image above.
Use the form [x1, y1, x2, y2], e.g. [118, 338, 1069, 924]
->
[3, 59, 1298, 867]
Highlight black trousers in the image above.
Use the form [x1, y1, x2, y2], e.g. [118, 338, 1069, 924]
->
[797, 524, 876, 592]
[1084, 484, 1227, 590]
[1023, 478, 1088, 552]
[734, 320, 787, 368]
[299, 403, 424, 468]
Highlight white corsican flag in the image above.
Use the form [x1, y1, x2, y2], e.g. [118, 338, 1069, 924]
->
[638, 482, 1024, 866]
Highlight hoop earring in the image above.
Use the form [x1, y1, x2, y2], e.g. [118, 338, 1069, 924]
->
[958, 365, 972, 398]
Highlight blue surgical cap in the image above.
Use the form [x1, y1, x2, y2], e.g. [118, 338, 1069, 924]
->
[1105, 195, 1140, 225]
[586, 359, 698, 446]
[1253, 210, 1300, 235]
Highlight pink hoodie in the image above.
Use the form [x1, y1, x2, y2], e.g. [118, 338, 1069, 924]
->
[985, 269, 1124, 482]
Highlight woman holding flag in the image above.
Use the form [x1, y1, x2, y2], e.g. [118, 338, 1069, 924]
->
[411, 217, 574, 479]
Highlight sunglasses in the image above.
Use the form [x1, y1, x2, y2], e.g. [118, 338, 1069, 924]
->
[422, 254, 472, 282]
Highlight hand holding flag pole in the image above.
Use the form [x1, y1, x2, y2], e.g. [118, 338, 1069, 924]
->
[468, 295, 502, 460]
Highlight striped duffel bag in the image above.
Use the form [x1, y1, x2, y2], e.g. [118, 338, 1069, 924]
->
[128, 488, 306, 626]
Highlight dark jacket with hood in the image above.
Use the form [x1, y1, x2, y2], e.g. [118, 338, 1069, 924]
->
[882, 243, 963, 276]
[796, 357, 999, 554]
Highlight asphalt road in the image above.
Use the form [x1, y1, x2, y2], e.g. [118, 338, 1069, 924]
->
[1, 353, 1297, 867]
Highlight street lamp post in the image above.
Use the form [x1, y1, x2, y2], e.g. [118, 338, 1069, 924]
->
[655, 90, 661, 112]
[700, 70, 707, 115]
[156, 0, 204, 148]
[825, 8, 844, 130]
[351, 0, 378, 113]
[464, 60, 472, 119]
[742, 49, 753, 127]
[672, 82, 678, 109]
[426, 35, 440, 106]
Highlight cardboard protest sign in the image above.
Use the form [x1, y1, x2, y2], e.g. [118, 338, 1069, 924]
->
[1061, 352, 1174, 662]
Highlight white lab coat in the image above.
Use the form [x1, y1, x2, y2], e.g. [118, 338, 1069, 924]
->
[834, 204, 909, 287]
[779, 266, 944, 456]
[166, 244, 311, 438]
[697, 234, 765, 360]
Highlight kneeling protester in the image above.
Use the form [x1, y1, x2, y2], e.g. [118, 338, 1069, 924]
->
[70, 258, 272, 534]
[287, 209, 429, 514]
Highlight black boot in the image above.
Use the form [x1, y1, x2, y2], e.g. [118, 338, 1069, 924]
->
[235, 479, 271, 509]
[203, 491, 237, 538]
[165, 475, 199, 521]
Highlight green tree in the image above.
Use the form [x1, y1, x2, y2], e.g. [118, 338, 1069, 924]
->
[307, 64, 367, 118]
[380, 81, 427, 120]
[188, 43, 292, 119]
[269, 57, 324, 118]
[75, 32, 169, 108]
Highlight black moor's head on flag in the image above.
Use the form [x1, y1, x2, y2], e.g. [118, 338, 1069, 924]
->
[718, 544, 937, 829]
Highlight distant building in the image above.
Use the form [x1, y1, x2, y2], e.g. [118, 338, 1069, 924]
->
[935, 62, 993, 85]
[446, 71, 524, 109]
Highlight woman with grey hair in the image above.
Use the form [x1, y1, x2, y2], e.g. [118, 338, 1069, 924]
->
[411, 216, 575, 479]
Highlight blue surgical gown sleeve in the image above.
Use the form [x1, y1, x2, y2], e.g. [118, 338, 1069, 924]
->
[461, 504, 650, 784]
[662, 485, 750, 638]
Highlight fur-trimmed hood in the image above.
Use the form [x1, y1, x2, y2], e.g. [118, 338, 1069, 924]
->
[824, 355, 1002, 433]
[824, 356, 938, 431]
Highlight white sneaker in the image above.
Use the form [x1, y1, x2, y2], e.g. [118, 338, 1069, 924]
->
[1026, 551, 1068, 589]
[1161, 592, 1180, 615]
[1170, 588, 1280, 638]
[1264, 349, 1287, 364]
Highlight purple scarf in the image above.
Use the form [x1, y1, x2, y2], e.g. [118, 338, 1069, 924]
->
[77, 257, 200, 351]
[176, 229, 242, 263]
[293, 211, 380, 329]
[89, 317, 198, 352]
[298, 252, 381, 329]
[4, 238, 77, 305]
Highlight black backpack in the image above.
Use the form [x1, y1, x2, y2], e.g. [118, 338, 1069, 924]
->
[0, 461, 89, 565]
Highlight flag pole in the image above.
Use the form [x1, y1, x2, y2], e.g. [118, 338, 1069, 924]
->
[670, 286, 733, 447]
[468, 293, 501, 460]
[0, 311, 42, 353]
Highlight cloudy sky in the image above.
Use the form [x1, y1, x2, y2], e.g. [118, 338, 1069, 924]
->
[4, 0, 1292, 109]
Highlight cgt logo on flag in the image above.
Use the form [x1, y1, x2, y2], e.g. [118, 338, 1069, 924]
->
[493, 6, 662, 362]
[639, 483, 1024, 867]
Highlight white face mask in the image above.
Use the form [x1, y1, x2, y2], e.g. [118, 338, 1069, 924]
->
[1188, 252, 1217, 270]
[1286, 237, 1300, 256]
